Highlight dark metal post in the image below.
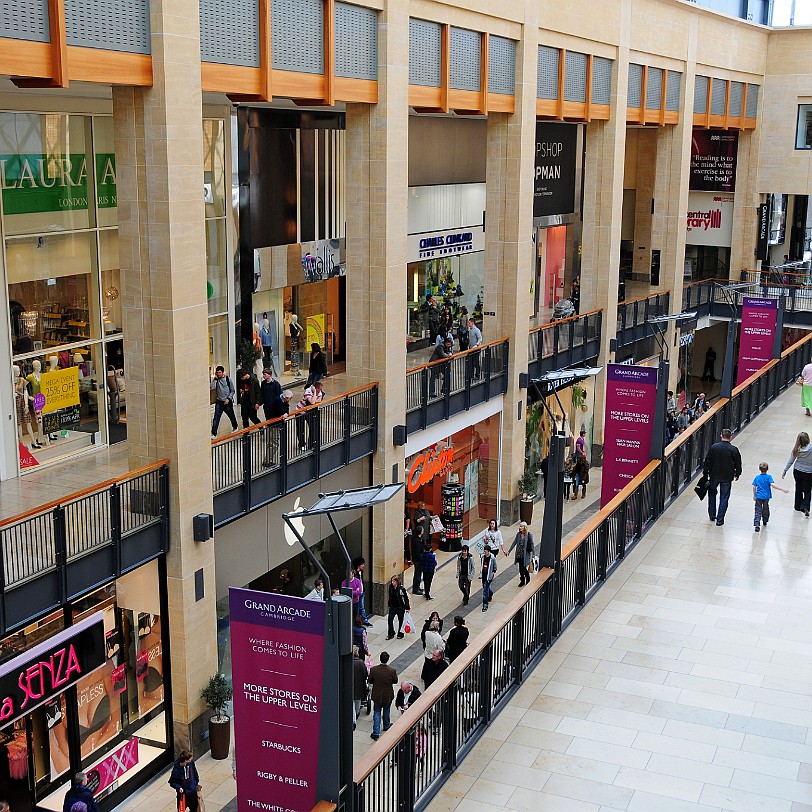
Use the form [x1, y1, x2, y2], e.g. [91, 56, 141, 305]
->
[773, 295, 785, 359]
[650, 359, 669, 461]
[110, 483, 122, 576]
[720, 316, 738, 399]
[540, 433, 566, 569]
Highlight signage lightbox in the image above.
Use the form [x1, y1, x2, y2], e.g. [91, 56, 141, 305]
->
[686, 192, 734, 247]
[736, 297, 778, 385]
[690, 129, 738, 192]
[533, 122, 579, 219]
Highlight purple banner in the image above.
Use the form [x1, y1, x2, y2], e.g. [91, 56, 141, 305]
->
[229, 588, 325, 812]
[736, 297, 778, 386]
[690, 129, 738, 192]
[600, 364, 659, 507]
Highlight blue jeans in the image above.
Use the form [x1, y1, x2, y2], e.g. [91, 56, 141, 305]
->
[707, 479, 732, 522]
[372, 702, 391, 736]
[211, 399, 237, 435]
[359, 592, 368, 623]
[482, 579, 493, 606]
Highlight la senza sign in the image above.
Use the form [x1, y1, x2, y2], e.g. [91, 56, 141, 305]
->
[407, 446, 454, 492]
[0, 153, 117, 214]
[0, 613, 105, 727]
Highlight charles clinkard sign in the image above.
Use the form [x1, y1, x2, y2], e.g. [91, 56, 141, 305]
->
[0, 153, 117, 214]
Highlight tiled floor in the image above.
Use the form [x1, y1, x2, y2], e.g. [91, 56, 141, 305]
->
[426, 384, 812, 812]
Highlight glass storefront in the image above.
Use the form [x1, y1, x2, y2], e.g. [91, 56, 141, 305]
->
[0, 560, 169, 812]
[405, 413, 502, 548]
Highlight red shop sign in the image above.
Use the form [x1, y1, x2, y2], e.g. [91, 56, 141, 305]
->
[407, 446, 454, 493]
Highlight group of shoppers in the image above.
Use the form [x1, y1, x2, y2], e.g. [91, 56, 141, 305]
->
[427, 316, 484, 397]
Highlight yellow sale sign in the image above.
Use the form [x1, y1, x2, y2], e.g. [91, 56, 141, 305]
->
[41, 367, 80, 413]
[306, 313, 325, 348]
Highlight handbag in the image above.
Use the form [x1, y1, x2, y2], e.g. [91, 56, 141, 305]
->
[797, 376, 804, 387]
[694, 475, 708, 501]
[403, 611, 415, 634]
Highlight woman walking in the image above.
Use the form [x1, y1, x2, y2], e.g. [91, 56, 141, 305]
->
[386, 575, 410, 640]
[456, 545, 475, 606]
[782, 431, 812, 517]
[800, 361, 812, 417]
[482, 519, 504, 556]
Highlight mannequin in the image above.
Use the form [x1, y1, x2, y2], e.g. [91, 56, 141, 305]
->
[23, 362, 46, 447]
[14, 365, 39, 449]
[73, 352, 85, 378]
[252, 322, 264, 377]
[289, 314, 303, 375]
[48, 355, 58, 372]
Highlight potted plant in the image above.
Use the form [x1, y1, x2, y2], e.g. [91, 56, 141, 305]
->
[201, 674, 233, 760]
[571, 384, 588, 412]
[518, 469, 538, 524]
[236, 337, 261, 377]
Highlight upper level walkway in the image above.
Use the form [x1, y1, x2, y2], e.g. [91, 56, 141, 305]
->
[425, 383, 812, 812]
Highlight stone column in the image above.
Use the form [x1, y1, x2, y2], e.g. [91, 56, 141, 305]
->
[580, 44, 630, 448]
[112, 0, 216, 754]
[483, 10, 538, 525]
[729, 128, 762, 276]
[631, 128, 657, 284]
[344, 0, 409, 612]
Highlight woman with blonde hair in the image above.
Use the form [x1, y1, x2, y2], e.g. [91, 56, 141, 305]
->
[782, 431, 812, 517]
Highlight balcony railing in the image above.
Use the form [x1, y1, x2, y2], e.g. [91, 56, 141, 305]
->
[615, 290, 670, 346]
[212, 384, 378, 528]
[405, 339, 509, 435]
[0, 461, 169, 636]
[527, 309, 603, 377]
[351, 331, 812, 812]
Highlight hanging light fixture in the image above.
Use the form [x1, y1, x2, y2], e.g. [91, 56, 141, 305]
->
[20, 311, 38, 335]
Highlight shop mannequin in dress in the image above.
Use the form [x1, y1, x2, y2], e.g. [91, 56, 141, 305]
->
[289, 314, 303, 375]
[253, 322, 264, 377]
[13, 365, 39, 449]
[25, 361, 47, 447]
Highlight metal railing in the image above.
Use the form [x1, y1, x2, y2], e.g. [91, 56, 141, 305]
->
[527, 309, 602, 371]
[615, 290, 670, 346]
[351, 330, 812, 812]
[211, 384, 378, 527]
[0, 461, 169, 635]
[404, 339, 509, 434]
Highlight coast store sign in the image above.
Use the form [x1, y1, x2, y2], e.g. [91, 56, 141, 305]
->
[407, 226, 485, 263]
[0, 153, 117, 215]
[686, 192, 734, 247]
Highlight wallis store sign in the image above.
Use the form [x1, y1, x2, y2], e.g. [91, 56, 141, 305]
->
[0, 153, 117, 215]
[0, 612, 105, 727]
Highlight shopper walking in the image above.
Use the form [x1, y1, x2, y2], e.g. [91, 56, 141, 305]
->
[456, 545, 475, 606]
[800, 361, 812, 416]
[411, 501, 431, 595]
[353, 557, 373, 626]
[422, 620, 444, 660]
[307, 342, 329, 384]
[782, 431, 812, 517]
[445, 615, 469, 662]
[295, 379, 324, 450]
[421, 648, 448, 690]
[428, 338, 453, 398]
[210, 365, 237, 438]
[752, 462, 788, 531]
[421, 543, 438, 601]
[237, 368, 263, 428]
[168, 750, 200, 812]
[467, 318, 483, 379]
[386, 575, 410, 640]
[573, 450, 590, 499]
[702, 428, 742, 526]
[421, 611, 443, 646]
[352, 647, 367, 730]
[480, 545, 497, 611]
[702, 346, 717, 381]
[482, 518, 504, 556]
[506, 522, 534, 586]
[368, 652, 398, 740]
[63, 773, 101, 812]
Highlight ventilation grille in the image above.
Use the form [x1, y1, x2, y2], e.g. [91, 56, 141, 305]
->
[537, 46, 559, 100]
[450, 27, 480, 91]
[1, 0, 49, 42]
[409, 18, 441, 87]
[746, 84, 759, 118]
[200, 0, 259, 66]
[336, 2, 377, 80]
[65, 0, 150, 53]
[646, 66, 662, 109]
[627, 63, 643, 108]
[666, 71, 681, 111]
[273, 0, 323, 75]
[488, 36, 515, 95]
[694, 75, 709, 114]
[592, 57, 612, 105]
[728, 81, 744, 117]
[711, 78, 726, 116]
[564, 51, 587, 103]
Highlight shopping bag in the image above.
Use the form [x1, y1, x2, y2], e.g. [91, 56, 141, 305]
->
[197, 792, 206, 812]
[430, 515, 444, 534]
[694, 475, 708, 501]
[796, 376, 804, 387]
[179, 794, 187, 812]
[403, 611, 415, 634]
[531, 555, 540, 573]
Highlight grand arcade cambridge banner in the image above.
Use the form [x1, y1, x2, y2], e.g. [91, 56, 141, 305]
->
[600, 364, 659, 507]
[229, 588, 325, 812]
[736, 297, 778, 386]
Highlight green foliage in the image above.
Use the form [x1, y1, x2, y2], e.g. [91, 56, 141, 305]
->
[237, 337, 261, 374]
[201, 673, 233, 721]
[518, 469, 538, 499]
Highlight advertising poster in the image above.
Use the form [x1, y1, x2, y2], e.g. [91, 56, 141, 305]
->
[306, 313, 325, 349]
[229, 588, 325, 812]
[736, 297, 777, 385]
[533, 122, 578, 219]
[686, 192, 734, 247]
[40, 366, 80, 413]
[600, 364, 659, 507]
[690, 129, 738, 192]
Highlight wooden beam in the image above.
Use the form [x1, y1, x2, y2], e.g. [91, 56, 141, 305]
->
[448, 89, 481, 114]
[440, 24, 450, 113]
[4, 39, 51, 81]
[259, 0, 272, 101]
[323, 0, 335, 105]
[585, 53, 593, 122]
[479, 32, 488, 115]
[723, 79, 730, 131]
[48, 0, 69, 87]
[67, 47, 152, 85]
[740, 83, 748, 130]
[334, 77, 378, 103]
[273, 69, 326, 102]
[659, 68, 668, 126]
[202, 63, 262, 95]
[556, 49, 565, 120]
[409, 85, 444, 111]
[639, 65, 647, 125]
[489, 94, 514, 113]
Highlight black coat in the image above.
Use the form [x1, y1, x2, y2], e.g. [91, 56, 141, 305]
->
[388, 583, 410, 611]
[63, 785, 101, 812]
[353, 657, 368, 700]
[261, 378, 286, 419]
[308, 351, 328, 382]
[446, 625, 469, 662]
[703, 440, 742, 482]
[395, 685, 422, 712]
[168, 758, 200, 796]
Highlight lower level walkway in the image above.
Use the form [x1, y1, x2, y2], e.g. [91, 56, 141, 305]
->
[427, 384, 812, 812]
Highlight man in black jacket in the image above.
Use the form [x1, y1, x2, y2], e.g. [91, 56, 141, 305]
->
[703, 428, 742, 526]
[395, 680, 422, 713]
[63, 772, 101, 812]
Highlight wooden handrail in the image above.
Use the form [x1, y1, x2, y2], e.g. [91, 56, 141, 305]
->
[528, 307, 603, 334]
[310, 803, 336, 812]
[211, 381, 379, 445]
[731, 358, 779, 397]
[406, 337, 508, 375]
[0, 458, 169, 528]
[782, 329, 812, 359]
[354, 565, 556, 783]
[617, 289, 672, 308]
[663, 396, 728, 456]
[682, 277, 728, 289]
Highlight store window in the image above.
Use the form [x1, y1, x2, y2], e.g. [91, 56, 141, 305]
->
[0, 560, 168, 812]
[796, 104, 812, 150]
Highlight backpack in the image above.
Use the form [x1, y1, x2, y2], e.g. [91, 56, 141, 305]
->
[71, 802, 89, 812]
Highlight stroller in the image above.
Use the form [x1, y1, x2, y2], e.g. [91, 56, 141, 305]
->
[551, 298, 576, 321]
